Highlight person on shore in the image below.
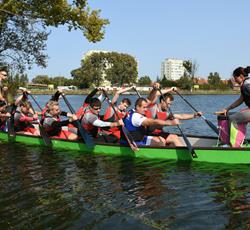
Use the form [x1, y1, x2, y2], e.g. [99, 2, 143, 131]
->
[121, 97, 181, 147]
[222, 66, 250, 147]
[81, 97, 124, 143]
[101, 87, 133, 139]
[42, 101, 78, 140]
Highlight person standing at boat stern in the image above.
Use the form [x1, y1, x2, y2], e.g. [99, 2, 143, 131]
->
[81, 97, 124, 143]
[222, 66, 250, 147]
[121, 98, 181, 147]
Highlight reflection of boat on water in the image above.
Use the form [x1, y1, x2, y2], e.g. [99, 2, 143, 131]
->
[1, 131, 250, 164]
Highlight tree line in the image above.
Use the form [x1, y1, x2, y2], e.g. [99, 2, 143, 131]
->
[10, 58, 232, 92]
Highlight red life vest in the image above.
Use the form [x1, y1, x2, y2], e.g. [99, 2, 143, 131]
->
[145, 109, 152, 118]
[82, 110, 99, 137]
[76, 104, 89, 119]
[156, 111, 168, 120]
[14, 109, 34, 132]
[102, 106, 125, 139]
[68, 105, 89, 129]
[103, 106, 125, 121]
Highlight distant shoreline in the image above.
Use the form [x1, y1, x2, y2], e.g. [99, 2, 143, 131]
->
[24, 89, 240, 95]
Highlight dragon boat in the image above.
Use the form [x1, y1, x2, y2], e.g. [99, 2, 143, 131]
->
[1, 131, 250, 164]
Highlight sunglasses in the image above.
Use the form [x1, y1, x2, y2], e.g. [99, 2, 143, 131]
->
[92, 107, 101, 110]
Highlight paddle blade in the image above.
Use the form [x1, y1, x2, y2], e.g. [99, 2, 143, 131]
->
[77, 120, 95, 150]
[122, 126, 139, 152]
[178, 126, 197, 158]
[61, 94, 95, 150]
[7, 118, 16, 138]
[39, 125, 52, 146]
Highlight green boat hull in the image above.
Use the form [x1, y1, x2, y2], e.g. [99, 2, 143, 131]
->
[1, 131, 250, 164]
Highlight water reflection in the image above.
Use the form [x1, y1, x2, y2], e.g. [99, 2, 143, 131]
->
[1, 143, 250, 229]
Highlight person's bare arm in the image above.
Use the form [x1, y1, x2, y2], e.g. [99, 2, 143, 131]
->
[142, 117, 179, 126]
[174, 112, 202, 120]
[222, 95, 244, 115]
[111, 86, 134, 104]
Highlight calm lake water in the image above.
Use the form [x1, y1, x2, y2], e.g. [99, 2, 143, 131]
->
[1, 94, 250, 229]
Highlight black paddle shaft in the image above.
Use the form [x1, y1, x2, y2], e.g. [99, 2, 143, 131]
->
[61, 94, 95, 149]
[7, 104, 16, 138]
[168, 107, 197, 158]
[102, 90, 139, 152]
[28, 94, 43, 111]
[23, 93, 51, 146]
[175, 91, 219, 135]
[133, 88, 142, 98]
[159, 89, 197, 158]
[27, 93, 52, 146]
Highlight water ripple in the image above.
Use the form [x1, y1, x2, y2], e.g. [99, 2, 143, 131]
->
[1, 141, 250, 229]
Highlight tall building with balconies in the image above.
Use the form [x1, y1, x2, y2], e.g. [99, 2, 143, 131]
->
[161, 58, 185, 81]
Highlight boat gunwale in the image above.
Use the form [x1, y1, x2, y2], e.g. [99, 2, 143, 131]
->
[2, 131, 250, 151]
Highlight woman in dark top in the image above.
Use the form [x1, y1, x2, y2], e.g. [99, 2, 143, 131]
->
[222, 66, 250, 147]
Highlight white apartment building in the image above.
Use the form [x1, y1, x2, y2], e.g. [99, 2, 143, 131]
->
[161, 58, 185, 81]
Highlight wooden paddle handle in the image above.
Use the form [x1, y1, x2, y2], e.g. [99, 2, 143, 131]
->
[214, 111, 225, 115]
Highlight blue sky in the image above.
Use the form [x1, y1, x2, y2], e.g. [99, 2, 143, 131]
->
[27, 0, 250, 81]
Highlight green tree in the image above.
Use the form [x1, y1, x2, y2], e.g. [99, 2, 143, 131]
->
[32, 75, 51, 85]
[138, 76, 152, 86]
[6, 73, 29, 102]
[71, 68, 89, 88]
[72, 51, 138, 87]
[51, 76, 71, 88]
[0, 0, 109, 72]
[106, 52, 138, 85]
[183, 60, 198, 91]
[176, 75, 193, 90]
[160, 76, 177, 88]
[207, 72, 221, 89]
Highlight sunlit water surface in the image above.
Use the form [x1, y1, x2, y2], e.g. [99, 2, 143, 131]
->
[1, 94, 250, 229]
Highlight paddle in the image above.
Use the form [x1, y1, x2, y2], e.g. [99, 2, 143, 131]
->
[61, 94, 95, 150]
[175, 90, 219, 135]
[28, 93, 43, 111]
[27, 93, 52, 146]
[159, 89, 197, 158]
[133, 87, 142, 98]
[101, 90, 139, 152]
[7, 104, 16, 138]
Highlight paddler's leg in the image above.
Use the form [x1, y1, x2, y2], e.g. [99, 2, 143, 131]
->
[229, 110, 250, 147]
[165, 134, 183, 147]
[149, 136, 166, 147]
